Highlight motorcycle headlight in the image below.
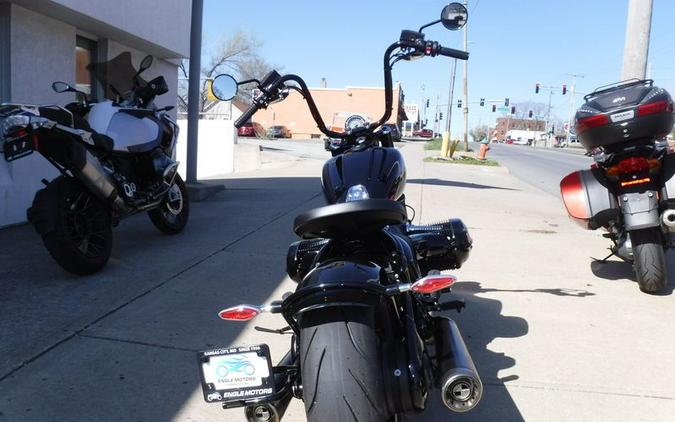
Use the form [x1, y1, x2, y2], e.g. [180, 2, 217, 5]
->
[346, 184, 370, 202]
[0, 115, 30, 139]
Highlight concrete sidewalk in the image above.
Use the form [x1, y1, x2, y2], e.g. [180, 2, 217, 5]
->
[0, 142, 674, 421]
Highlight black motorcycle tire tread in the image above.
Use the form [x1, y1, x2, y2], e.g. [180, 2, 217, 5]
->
[148, 175, 190, 234]
[41, 178, 112, 275]
[631, 229, 667, 294]
[300, 308, 387, 422]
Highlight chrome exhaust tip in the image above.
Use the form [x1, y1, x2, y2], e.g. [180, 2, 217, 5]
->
[661, 209, 675, 231]
[440, 368, 483, 413]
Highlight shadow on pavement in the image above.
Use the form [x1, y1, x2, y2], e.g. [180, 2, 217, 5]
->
[406, 178, 518, 191]
[590, 254, 675, 295]
[406, 281, 529, 422]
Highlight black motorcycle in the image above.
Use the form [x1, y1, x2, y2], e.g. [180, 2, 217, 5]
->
[197, 4, 482, 422]
[561, 79, 675, 293]
[0, 52, 189, 275]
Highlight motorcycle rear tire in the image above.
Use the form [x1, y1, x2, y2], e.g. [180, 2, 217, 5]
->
[148, 175, 190, 234]
[299, 307, 388, 422]
[631, 228, 667, 294]
[40, 178, 113, 275]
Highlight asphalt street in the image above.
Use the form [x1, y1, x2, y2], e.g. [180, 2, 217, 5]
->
[487, 144, 592, 197]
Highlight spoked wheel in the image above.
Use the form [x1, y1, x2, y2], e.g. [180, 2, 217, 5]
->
[41, 178, 113, 275]
[631, 228, 668, 294]
[148, 175, 190, 234]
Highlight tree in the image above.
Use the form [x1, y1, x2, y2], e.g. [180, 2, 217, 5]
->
[177, 30, 275, 116]
[513, 101, 548, 120]
[470, 124, 489, 142]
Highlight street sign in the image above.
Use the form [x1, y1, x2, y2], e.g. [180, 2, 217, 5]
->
[497, 107, 509, 113]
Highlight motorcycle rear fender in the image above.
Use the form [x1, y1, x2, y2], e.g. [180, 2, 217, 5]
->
[27, 178, 61, 235]
[283, 260, 385, 316]
[619, 190, 660, 230]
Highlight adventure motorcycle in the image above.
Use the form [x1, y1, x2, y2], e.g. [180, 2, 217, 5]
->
[0, 52, 189, 275]
[560, 79, 675, 294]
[197, 4, 482, 422]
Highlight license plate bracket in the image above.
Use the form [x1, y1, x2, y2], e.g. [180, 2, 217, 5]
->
[198, 344, 276, 404]
[3, 135, 34, 161]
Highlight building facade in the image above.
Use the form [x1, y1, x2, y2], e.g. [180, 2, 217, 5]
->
[0, 0, 191, 227]
[491, 117, 546, 141]
[252, 83, 407, 139]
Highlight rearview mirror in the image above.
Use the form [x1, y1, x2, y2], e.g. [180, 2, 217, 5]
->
[139, 55, 153, 73]
[441, 3, 468, 30]
[211, 74, 238, 101]
[52, 81, 73, 93]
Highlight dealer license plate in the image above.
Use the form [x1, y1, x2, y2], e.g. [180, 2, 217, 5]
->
[610, 110, 634, 123]
[198, 344, 275, 404]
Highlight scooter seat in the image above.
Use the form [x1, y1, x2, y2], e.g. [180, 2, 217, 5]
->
[294, 199, 407, 239]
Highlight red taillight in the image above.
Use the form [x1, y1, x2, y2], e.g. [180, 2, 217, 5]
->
[618, 157, 650, 174]
[410, 274, 456, 294]
[637, 100, 673, 116]
[576, 114, 609, 133]
[218, 305, 261, 321]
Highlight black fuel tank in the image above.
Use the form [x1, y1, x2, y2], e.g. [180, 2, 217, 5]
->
[321, 147, 406, 204]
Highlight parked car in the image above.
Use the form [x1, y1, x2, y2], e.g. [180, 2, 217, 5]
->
[381, 123, 401, 142]
[267, 125, 291, 138]
[413, 128, 433, 138]
[237, 122, 264, 137]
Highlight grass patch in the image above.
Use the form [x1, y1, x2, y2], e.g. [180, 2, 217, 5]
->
[424, 138, 469, 151]
[424, 156, 500, 167]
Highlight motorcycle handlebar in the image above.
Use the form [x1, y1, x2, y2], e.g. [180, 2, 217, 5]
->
[235, 104, 259, 128]
[437, 46, 469, 60]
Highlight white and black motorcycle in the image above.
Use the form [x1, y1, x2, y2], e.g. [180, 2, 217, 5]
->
[0, 52, 189, 274]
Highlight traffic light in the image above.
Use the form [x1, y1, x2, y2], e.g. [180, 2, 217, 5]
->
[426, 99, 430, 108]
[425, 119, 428, 126]
[511, 106, 516, 114]
[439, 112, 443, 120]
[562, 84, 567, 95]
[480, 98, 485, 106]
[504, 98, 509, 106]
[528, 110, 533, 118]
[535, 83, 540, 94]
[492, 104, 496, 112]
[457, 99, 462, 108]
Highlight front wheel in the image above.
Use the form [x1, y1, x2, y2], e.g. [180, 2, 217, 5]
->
[631, 228, 668, 294]
[148, 175, 190, 234]
[299, 307, 388, 422]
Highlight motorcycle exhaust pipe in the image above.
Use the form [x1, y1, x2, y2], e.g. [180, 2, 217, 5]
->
[434, 317, 483, 413]
[661, 209, 675, 231]
[65, 141, 127, 212]
[244, 351, 295, 422]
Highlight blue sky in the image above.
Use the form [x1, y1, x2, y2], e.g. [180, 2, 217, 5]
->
[203, 0, 675, 135]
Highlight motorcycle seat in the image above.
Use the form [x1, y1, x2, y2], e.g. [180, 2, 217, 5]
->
[294, 199, 407, 239]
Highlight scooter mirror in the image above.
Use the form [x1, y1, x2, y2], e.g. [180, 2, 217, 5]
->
[211, 74, 238, 101]
[52, 81, 73, 93]
[139, 55, 153, 73]
[441, 3, 468, 30]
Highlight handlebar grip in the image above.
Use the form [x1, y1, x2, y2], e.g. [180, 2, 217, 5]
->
[235, 104, 259, 128]
[438, 46, 469, 60]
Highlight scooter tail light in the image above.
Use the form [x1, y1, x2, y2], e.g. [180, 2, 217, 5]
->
[410, 274, 457, 294]
[218, 305, 261, 321]
[617, 157, 650, 174]
[576, 114, 609, 133]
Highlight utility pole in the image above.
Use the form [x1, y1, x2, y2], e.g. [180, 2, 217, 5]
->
[566, 73, 584, 144]
[462, 0, 469, 151]
[433, 94, 440, 136]
[419, 84, 426, 128]
[621, 0, 653, 80]
[441, 59, 458, 157]
[545, 90, 553, 148]
[186, 0, 203, 184]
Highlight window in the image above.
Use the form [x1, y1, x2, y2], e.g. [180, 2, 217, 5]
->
[75, 36, 97, 99]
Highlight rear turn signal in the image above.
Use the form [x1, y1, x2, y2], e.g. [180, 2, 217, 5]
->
[411, 274, 457, 294]
[218, 305, 261, 321]
[620, 177, 651, 187]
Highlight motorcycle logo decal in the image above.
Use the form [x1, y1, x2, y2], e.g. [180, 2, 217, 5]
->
[612, 96, 626, 104]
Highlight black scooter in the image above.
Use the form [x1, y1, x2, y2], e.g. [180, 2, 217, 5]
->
[197, 4, 481, 421]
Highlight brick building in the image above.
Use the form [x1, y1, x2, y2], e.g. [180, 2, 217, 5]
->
[491, 117, 546, 141]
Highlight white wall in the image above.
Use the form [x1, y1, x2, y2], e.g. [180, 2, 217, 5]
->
[175, 120, 236, 180]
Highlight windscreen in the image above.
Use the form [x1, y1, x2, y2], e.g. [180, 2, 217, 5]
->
[87, 52, 147, 101]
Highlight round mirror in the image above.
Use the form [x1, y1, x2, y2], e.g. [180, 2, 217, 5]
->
[52, 81, 72, 93]
[139, 55, 153, 72]
[211, 74, 238, 101]
[441, 3, 468, 30]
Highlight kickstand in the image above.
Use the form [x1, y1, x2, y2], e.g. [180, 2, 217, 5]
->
[592, 249, 615, 263]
